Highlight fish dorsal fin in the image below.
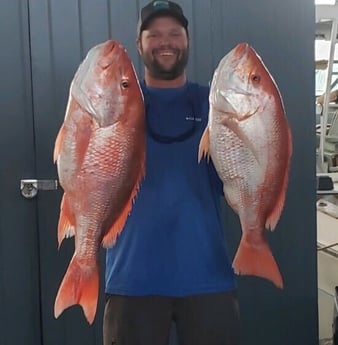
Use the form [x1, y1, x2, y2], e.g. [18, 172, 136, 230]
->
[265, 126, 292, 231]
[101, 156, 146, 248]
[57, 194, 76, 248]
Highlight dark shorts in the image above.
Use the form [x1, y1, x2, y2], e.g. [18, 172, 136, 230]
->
[103, 291, 240, 345]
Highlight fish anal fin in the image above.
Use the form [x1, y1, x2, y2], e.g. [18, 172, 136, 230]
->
[54, 254, 99, 325]
[102, 160, 145, 248]
[198, 127, 210, 163]
[265, 191, 285, 231]
[232, 234, 283, 289]
[57, 194, 75, 248]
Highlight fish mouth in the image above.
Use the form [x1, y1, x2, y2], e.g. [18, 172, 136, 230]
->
[104, 40, 116, 52]
[99, 40, 124, 69]
[213, 106, 258, 121]
[223, 87, 251, 97]
[224, 42, 256, 74]
[212, 88, 251, 109]
[233, 43, 250, 58]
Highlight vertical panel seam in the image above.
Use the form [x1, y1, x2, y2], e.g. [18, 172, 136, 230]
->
[77, 0, 84, 58]
[25, 2, 43, 344]
[107, 0, 112, 39]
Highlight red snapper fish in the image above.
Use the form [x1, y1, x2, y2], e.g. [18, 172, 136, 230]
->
[199, 43, 292, 288]
[53, 39, 145, 324]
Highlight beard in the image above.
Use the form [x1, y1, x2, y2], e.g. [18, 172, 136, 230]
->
[140, 46, 189, 80]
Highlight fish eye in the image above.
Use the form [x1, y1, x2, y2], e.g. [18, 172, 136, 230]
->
[251, 74, 261, 83]
[121, 79, 129, 89]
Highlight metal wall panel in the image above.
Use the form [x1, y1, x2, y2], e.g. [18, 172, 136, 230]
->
[213, 1, 317, 345]
[0, 0, 316, 344]
[0, 1, 42, 345]
[29, 2, 110, 344]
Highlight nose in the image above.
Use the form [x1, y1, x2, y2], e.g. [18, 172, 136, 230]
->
[158, 34, 172, 47]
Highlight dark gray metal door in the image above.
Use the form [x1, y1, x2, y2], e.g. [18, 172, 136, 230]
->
[28, 1, 117, 344]
[0, 1, 142, 344]
[0, 1, 111, 344]
[0, 1, 42, 345]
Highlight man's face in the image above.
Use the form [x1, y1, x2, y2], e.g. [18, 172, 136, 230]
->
[137, 16, 189, 80]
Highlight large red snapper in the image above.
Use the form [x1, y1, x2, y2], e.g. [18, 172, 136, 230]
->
[53, 40, 145, 324]
[199, 43, 292, 288]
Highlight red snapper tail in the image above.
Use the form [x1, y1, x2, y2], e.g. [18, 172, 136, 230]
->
[232, 234, 283, 289]
[54, 254, 99, 324]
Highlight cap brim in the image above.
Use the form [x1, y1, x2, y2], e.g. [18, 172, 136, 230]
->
[139, 10, 188, 34]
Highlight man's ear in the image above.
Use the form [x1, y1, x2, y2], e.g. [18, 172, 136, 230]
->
[136, 38, 142, 55]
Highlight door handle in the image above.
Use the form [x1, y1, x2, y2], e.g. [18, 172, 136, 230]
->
[20, 179, 58, 199]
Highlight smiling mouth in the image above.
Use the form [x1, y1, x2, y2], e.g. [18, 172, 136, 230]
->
[154, 48, 178, 57]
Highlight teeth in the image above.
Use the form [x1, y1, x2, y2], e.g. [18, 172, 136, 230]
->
[159, 52, 174, 56]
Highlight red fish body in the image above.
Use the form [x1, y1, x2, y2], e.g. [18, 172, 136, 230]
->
[53, 40, 145, 324]
[199, 43, 292, 288]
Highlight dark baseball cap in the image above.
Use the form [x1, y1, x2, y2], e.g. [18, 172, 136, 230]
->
[137, 1, 188, 37]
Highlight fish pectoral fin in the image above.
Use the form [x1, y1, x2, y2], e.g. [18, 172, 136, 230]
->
[232, 234, 283, 289]
[219, 117, 260, 163]
[102, 158, 146, 248]
[54, 254, 99, 325]
[57, 194, 76, 248]
[198, 126, 210, 163]
[73, 113, 94, 167]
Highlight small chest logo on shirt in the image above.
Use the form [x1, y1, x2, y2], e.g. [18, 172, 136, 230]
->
[185, 116, 202, 122]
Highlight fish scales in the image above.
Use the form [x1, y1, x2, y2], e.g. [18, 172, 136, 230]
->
[199, 43, 292, 289]
[53, 40, 145, 324]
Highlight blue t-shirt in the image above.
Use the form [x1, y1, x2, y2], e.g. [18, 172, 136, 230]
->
[105, 81, 236, 296]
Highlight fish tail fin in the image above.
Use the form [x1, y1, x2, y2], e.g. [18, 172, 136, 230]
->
[198, 127, 210, 163]
[232, 235, 283, 289]
[54, 254, 99, 324]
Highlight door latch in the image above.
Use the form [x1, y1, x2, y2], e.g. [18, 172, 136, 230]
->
[20, 179, 58, 199]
